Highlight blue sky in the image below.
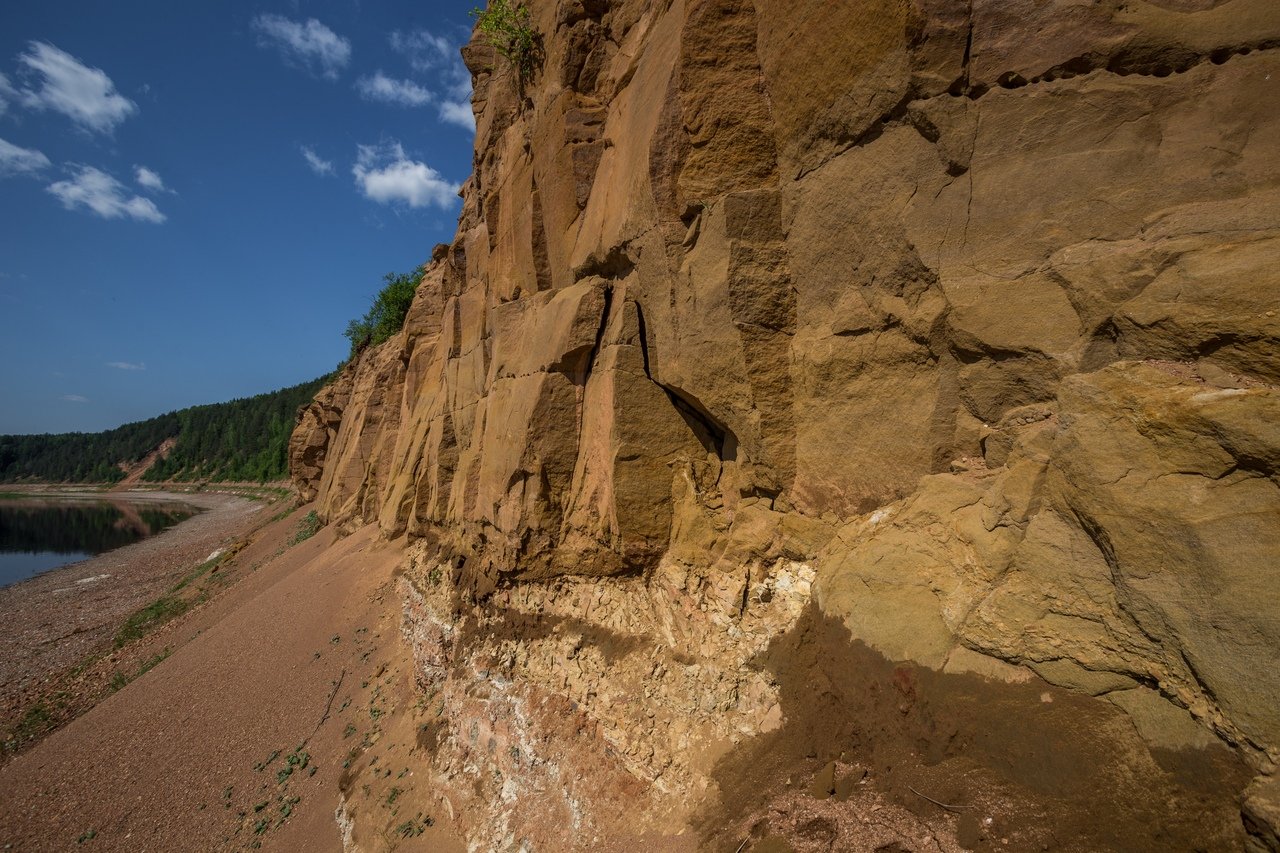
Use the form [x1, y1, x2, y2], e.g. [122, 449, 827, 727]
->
[0, 0, 477, 434]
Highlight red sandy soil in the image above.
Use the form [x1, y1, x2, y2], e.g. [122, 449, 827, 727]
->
[0, 502, 464, 851]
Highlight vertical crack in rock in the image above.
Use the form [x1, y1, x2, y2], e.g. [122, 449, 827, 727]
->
[635, 298, 736, 464]
[579, 285, 614, 392]
[530, 183, 552, 293]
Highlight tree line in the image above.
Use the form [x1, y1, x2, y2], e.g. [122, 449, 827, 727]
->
[0, 263, 425, 485]
[0, 376, 328, 484]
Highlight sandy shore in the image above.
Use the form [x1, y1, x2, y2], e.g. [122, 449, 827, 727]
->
[0, 494, 465, 851]
[0, 490, 268, 705]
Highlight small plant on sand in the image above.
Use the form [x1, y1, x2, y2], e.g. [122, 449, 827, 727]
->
[276, 746, 310, 784]
[471, 0, 541, 83]
[396, 813, 435, 837]
[289, 510, 322, 545]
[253, 749, 281, 772]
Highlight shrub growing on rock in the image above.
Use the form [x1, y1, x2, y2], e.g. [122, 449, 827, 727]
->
[471, 0, 541, 82]
[343, 266, 424, 360]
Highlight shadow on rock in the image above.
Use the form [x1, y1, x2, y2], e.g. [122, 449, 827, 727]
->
[699, 606, 1252, 852]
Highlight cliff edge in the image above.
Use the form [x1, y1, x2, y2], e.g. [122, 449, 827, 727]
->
[292, 0, 1280, 849]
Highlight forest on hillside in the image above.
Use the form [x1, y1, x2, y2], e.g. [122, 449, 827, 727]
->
[0, 377, 328, 484]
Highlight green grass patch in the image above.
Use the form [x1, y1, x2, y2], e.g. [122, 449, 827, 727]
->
[289, 510, 322, 545]
[109, 647, 173, 693]
[114, 596, 189, 648]
[269, 504, 298, 524]
[3, 701, 57, 754]
[170, 553, 225, 593]
[68, 651, 105, 679]
[138, 648, 171, 675]
[13, 703, 52, 740]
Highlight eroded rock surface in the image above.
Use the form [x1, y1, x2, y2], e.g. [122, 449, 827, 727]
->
[293, 0, 1280, 848]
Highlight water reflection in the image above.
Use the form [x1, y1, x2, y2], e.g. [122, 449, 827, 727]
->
[0, 498, 199, 587]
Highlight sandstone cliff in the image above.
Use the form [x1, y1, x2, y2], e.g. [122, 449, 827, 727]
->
[292, 0, 1280, 849]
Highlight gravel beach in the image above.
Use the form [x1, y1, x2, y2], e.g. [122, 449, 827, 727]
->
[0, 490, 270, 738]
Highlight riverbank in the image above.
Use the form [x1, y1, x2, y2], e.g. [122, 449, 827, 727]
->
[0, 508, 464, 851]
[0, 489, 275, 757]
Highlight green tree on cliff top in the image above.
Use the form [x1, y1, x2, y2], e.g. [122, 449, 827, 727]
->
[343, 266, 424, 360]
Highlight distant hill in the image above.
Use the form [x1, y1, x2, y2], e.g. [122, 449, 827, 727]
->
[0, 377, 328, 484]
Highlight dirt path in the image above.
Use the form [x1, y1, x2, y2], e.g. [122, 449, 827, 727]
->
[0, 513, 464, 851]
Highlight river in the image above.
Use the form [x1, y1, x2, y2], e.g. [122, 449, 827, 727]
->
[0, 495, 200, 587]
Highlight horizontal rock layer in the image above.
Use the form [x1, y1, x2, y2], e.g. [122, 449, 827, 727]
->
[294, 0, 1280, 848]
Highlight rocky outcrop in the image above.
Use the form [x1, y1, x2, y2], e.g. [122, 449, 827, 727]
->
[290, 363, 355, 503]
[819, 360, 1280, 757]
[396, 543, 817, 849]
[293, 0, 1280, 848]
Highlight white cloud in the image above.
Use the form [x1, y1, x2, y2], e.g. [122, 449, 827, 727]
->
[352, 141, 459, 209]
[356, 72, 432, 107]
[61, 394, 88, 403]
[14, 42, 137, 134]
[47, 165, 166, 223]
[134, 165, 169, 193]
[438, 99, 474, 130]
[443, 61, 473, 101]
[0, 137, 52, 176]
[387, 27, 473, 129]
[106, 360, 145, 370]
[301, 145, 333, 175]
[0, 72, 12, 116]
[252, 15, 351, 80]
[388, 29, 455, 72]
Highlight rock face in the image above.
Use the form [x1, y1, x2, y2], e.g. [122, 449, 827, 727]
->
[293, 0, 1280, 848]
[290, 364, 354, 503]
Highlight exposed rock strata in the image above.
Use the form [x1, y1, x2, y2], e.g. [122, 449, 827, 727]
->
[293, 0, 1280, 848]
